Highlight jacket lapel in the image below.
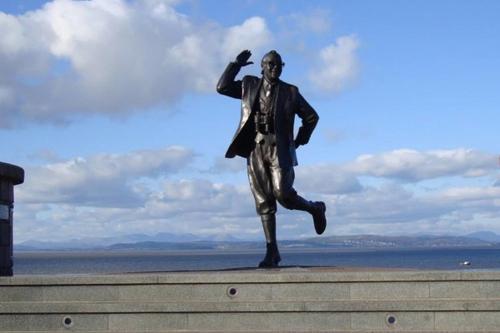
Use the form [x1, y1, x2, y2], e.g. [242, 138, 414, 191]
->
[248, 78, 262, 112]
[274, 81, 286, 133]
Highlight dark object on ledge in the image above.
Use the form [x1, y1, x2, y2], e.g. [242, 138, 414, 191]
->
[0, 162, 24, 277]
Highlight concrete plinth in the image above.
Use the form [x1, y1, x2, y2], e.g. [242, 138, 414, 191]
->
[1, 268, 500, 332]
[0, 162, 24, 277]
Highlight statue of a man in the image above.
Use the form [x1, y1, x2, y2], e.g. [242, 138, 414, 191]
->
[217, 50, 327, 268]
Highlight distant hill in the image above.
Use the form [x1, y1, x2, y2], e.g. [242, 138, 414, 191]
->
[298, 234, 498, 249]
[466, 231, 500, 243]
[15, 233, 500, 252]
[15, 232, 243, 251]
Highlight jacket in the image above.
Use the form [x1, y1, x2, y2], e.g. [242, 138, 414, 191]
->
[216, 62, 319, 168]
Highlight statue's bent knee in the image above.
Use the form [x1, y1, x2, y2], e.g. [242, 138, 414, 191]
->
[274, 189, 296, 209]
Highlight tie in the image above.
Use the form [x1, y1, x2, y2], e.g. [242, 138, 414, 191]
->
[265, 88, 271, 98]
[261, 85, 272, 113]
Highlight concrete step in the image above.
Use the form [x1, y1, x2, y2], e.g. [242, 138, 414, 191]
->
[4, 283, 500, 302]
[2, 299, 500, 312]
[2, 270, 500, 303]
[1, 269, 500, 332]
[3, 331, 500, 333]
[1, 311, 500, 331]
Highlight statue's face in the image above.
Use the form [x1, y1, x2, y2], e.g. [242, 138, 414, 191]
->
[261, 52, 283, 82]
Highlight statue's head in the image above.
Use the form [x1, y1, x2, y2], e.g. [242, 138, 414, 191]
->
[261, 50, 284, 83]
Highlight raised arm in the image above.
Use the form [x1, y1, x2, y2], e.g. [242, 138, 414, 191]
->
[216, 50, 254, 99]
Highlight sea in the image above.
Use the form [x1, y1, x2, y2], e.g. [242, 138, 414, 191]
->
[12, 247, 500, 275]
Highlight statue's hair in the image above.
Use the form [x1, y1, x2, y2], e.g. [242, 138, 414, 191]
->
[261, 50, 283, 74]
[261, 50, 282, 67]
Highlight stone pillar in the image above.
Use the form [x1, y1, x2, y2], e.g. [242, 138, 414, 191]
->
[0, 162, 24, 276]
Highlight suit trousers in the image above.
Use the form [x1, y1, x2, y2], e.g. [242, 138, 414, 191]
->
[247, 137, 312, 216]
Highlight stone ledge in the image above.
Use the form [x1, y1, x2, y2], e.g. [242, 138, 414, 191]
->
[3, 269, 500, 286]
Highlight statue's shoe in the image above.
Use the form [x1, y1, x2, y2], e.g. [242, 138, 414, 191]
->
[312, 201, 327, 235]
[258, 243, 281, 268]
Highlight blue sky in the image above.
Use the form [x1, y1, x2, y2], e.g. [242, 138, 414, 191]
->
[0, 0, 499, 243]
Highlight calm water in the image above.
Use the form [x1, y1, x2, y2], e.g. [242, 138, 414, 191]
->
[13, 247, 500, 275]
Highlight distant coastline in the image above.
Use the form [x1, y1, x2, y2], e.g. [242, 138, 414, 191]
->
[14, 232, 500, 252]
[14, 245, 500, 257]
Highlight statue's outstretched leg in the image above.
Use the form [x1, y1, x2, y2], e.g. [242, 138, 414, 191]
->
[270, 167, 327, 235]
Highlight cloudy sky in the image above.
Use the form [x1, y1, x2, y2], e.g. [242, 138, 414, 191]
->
[1, 0, 499, 243]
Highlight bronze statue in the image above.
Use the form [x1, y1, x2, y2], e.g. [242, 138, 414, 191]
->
[217, 50, 327, 268]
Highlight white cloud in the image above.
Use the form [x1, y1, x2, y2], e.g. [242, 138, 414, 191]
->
[12, 147, 500, 242]
[309, 35, 359, 92]
[17, 146, 194, 206]
[290, 148, 500, 236]
[12, 146, 260, 243]
[209, 156, 247, 173]
[0, 0, 272, 126]
[222, 17, 272, 60]
[295, 164, 362, 194]
[14, 179, 258, 243]
[328, 184, 451, 224]
[436, 186, 500, 207]
[294, 149, 498, 196]
[348, 148, 497, 182]
[147, 179, 255, 218]
[325, 183, 500, 236]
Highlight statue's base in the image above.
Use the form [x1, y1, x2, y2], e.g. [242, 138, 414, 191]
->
[1, 267, 500, 332]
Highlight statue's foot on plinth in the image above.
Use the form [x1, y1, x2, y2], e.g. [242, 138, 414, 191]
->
[258, 243, 281, 268]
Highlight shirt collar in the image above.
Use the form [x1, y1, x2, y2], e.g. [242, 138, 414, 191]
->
[263, 77, 278, 90]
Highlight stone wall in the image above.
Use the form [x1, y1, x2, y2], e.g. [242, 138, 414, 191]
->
[1, 268, 500, 332]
